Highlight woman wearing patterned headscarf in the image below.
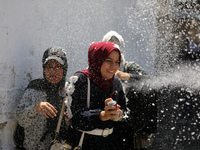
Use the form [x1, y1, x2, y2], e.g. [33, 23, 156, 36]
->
[16, 46, 68, 150]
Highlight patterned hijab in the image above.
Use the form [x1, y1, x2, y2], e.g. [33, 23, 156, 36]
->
[79, 41, 121, 91]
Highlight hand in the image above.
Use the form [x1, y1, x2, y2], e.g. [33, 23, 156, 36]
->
[115, 70, 130, 81]
[35, 102, 57, 118]
[99, 98, 122, 121]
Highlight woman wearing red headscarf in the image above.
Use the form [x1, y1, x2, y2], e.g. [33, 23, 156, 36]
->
[67, 41, 126, 150]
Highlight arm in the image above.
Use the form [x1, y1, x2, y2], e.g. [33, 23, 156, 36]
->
[124, 61, 148, 76]
[17, 89, 46, 128]
[116, 61, 150, 81]
[125, 61, 150, 81]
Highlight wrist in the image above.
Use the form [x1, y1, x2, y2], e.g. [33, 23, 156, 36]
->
[35, 102, 40, 112]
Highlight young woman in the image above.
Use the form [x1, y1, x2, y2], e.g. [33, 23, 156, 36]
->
[68, 41, 126, 150]
[102, 30, 149, 82]
[16, 46, 68, 150]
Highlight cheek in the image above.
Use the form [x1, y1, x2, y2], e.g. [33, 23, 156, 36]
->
[58, 70, 64, 78]
[116, 64, 120, 70]
[56, 69, 64, 81]
[44, 70, 50, 78]
[100, 64, 106, 74]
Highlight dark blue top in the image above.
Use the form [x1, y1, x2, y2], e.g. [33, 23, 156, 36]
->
[70, 72, 126, 150]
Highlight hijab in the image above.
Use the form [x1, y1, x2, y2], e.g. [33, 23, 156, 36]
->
[79, 41, 121, 91]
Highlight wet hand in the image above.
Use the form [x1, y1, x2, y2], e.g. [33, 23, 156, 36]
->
[115, 70, 130, 81]
[35, 102, 57, 118]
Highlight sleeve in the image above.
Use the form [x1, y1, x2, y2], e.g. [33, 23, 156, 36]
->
[70, 74, 102, 131]
[124, 61, 149, 79]
[17, 89, 45, 128]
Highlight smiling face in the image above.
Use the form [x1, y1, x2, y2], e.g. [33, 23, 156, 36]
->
[101, 50, 120, 80]
[44, 59, 63, 84]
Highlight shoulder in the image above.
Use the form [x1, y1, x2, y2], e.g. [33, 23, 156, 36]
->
[23, 79, 46, 99]
[113, 77, 123, 89]
[23, 87, 46, 99]
[113, 76, 121, 84]
[67, 72, 88, 96]
[72, 72, 87, 83]
[26, 78, 45, 91]
[75, 72, 87, 78]
[68, 72, 88, 89]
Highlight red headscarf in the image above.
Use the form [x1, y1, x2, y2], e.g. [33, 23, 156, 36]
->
[79, 41, 121, 91]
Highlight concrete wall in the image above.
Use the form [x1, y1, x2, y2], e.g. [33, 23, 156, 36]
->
[0, 0, 156, 149]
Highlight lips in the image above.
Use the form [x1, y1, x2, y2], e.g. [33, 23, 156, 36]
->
[107, 70, 115, 74]
[50, 76, 58, 80]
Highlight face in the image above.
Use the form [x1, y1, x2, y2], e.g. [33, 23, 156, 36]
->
[44, 59, 63, 84]
[101, 50, 120, 80]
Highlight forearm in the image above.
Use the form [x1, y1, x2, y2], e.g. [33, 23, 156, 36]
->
[71, 108, 102, 130]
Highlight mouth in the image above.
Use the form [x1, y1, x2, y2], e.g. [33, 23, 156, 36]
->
[50, 76, 58, 80]
[107, 70, 115, 74]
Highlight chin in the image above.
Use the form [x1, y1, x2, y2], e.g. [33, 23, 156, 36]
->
[105, 76, 113, 80]
[49, 79, 60, 84]
[50, 81, 58, 84]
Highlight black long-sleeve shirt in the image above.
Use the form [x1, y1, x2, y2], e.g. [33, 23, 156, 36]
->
[69, 72, 126, 150]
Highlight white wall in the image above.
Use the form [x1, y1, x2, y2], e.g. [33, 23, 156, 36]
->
[0, 0, 156, 149]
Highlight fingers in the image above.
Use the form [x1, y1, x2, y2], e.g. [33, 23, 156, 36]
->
[35, 102, 57, 118]
[46, 103, 57, 116]
[117, 104, 121, 109]
[104, 105, 120, 118]
[115, 71, 130, 80]
[41, 109, 50, 118]
[115, 70, 121, 78]
[105, 98, 112, 106]
[43, 107, 56, 118]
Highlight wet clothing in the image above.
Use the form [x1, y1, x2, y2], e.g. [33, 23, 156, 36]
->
[69, 72, 126, 150]
[117, 56, 154, 150]
[148, 85, 200, 150]
[125, 86, 157, 149]
[16, 46, 68, 150]
[114, 52, 154, 150]
[17, 81, 66, 150]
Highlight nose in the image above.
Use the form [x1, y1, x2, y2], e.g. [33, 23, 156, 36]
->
[49, 68, 56, 71]
[110, 62, 118, 68]
[51, 68, 57, 72]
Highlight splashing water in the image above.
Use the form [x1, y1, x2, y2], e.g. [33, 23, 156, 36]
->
[142, 65, 200, 149]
